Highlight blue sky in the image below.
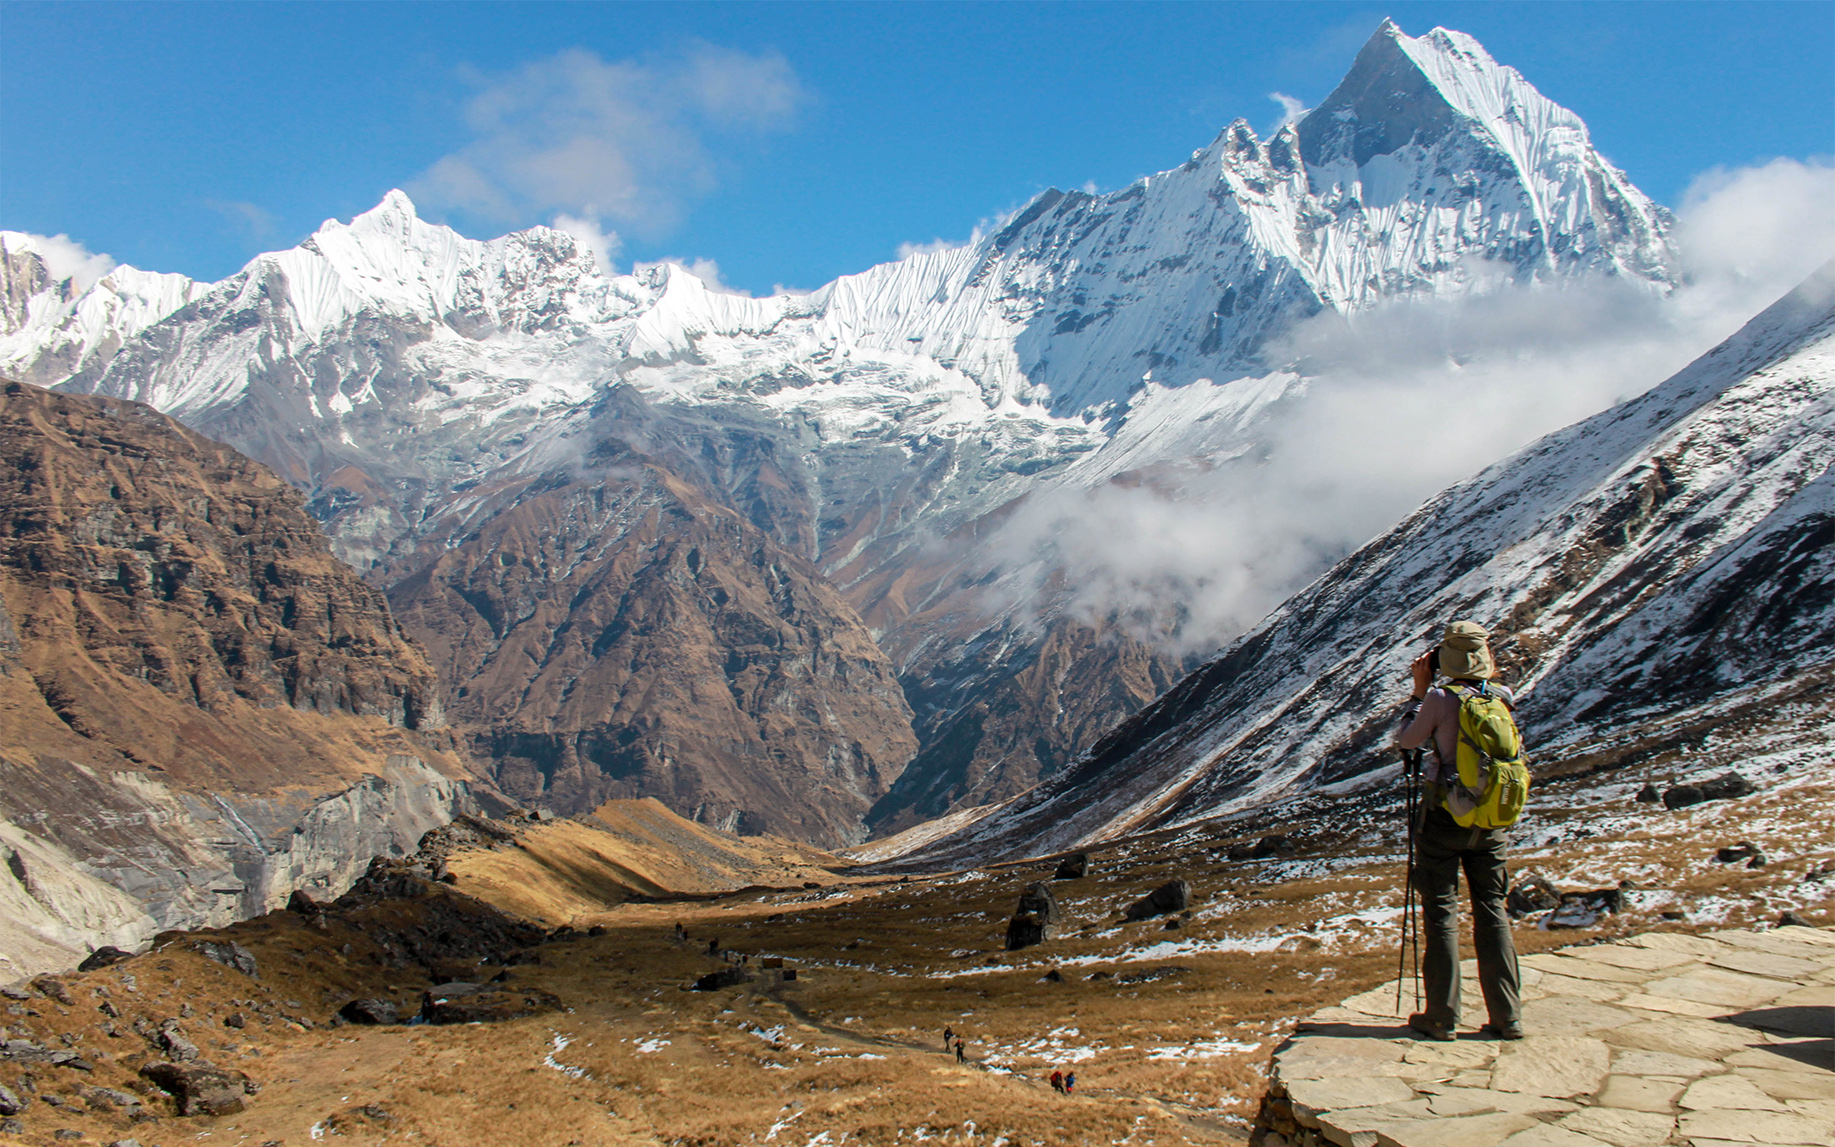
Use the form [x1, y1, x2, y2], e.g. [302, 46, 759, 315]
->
[3, 1, 1831, 295]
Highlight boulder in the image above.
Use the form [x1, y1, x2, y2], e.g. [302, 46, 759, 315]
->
[157, 1024, 199, 1063]
[77, 947, 134, 973]
[1123, 879, 1191, 921]
[1014, 882, 1059, 925]
[0, 1082, 26, 1115]
[1663, 772, 1755, 809]
[32, 976, 74, 1005]
[1226, 834, 1296, 861]
[1635, 783, 1661, 803]
[689, 968, 753, 992]
[421, 986, 562, 1024]
[338, 999, 400, 1025]
[287, 890, 322, 914]
[1053, 853, 1089, 880]
[189, 941, 258, 980]
[1006, 912, 1050, 951]
[1715, 842, 1767, 867]
[1507, 875, 1561, 917]
[139, 1061, 253, 1117]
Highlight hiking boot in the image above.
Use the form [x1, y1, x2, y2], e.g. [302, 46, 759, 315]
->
[1481, 1022, 1524, 1041]
[1407, 1013, 1455, 1042]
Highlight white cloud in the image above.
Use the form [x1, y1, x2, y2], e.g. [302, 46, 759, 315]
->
[976, 157, 1835, 659]
[634, 256, 751, 296]
[414, 45, 804, 235]
[1268, 92, 1307, 131]
[896, 236, 970, 260]
[552, 212, 622, 274]
[4, 231, 117, 292]
[204, 199, 277, 239]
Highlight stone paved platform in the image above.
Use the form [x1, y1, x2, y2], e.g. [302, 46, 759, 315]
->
[1252, 925, 1835, 1147]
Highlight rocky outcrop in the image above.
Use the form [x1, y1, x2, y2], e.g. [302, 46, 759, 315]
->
[386, 445, 917, 847]
[0, 382, 477, 979]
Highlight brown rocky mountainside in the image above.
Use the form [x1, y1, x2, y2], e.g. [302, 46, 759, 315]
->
[0, 381, 476, 978]
[385, 443, 918, 848]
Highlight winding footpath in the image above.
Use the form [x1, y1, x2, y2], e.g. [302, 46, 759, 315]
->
[1253, 924, 1835, 1147]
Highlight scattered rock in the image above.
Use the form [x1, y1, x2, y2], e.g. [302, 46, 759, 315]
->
[1226, 834, 1296, 861]
[337, 999, 400, 1026]
[1086, 971, 1111, 981]
[1634, 782, 1661, 803]
[0, 1118, 23, 1135]
[77, 948, 134, 973]
[1507, 875, 1561, 917]
[1114, 966, 1189, 986]
[32, 977, 74, 1006]
[1162, 918, 1183, 930]
[0, 987, 28, 1001]
[1123, 879, 1191, 921]
[188, 941, 258, 981]
[138, 1062, 252, 1117]
[1662, 772, 1756, 809]
[54, 1130, 82, 1141]
[1780, 910, 1809, 927]
[1041, 969, 1063, 983]
[421, 986, 562, 1023]
[1716, 842, 1767, 867]
[84, 1087, 140, 1111]
[223, 1013, 246, 1030]
[0, 1082, 27, 1115]
[1053, 853, 1089, 880]
[106, 1140, 142, 1147]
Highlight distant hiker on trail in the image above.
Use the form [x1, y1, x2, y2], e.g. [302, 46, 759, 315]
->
[1395, 620, 1527, 1043]
[954, 1037, 966, 1063]
[1049, 1069, 1064, 1092]
[943, 1025, 954, 1050]
[708, 937, 720, 956]
[674, 922, 686, 943]
[1064, 1071, 1076, 1094]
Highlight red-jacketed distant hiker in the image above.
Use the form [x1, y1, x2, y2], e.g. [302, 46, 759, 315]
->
[1395, 620, 1528, 1043]
[955, 1037, 966, 1063]
[1049, 1069, 1064, 1092]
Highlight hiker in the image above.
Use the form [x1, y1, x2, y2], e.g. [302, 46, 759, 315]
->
[1064, 1071, 1076, 1094]
[954, 1037, 966, 1063]
[943, 1025, 954, 1050]
[1395, 620, 1526, 1042]
[674, 922, 686, 943]
[708, 937, 720, 956]
[1049, 1069, 1064, 1093]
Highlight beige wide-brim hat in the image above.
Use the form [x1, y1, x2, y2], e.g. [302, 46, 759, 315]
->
[1440, 619, 1497, 680]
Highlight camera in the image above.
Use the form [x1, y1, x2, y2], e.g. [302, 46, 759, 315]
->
[1426, 645, 1440, 679]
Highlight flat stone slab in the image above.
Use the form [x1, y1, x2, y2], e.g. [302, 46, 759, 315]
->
[1263, 925, 1835, 1146]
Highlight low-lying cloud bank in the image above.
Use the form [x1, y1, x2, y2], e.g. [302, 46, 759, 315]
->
[983, 157, 1835, 658]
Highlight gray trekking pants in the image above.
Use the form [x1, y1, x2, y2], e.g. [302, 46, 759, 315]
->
[1414, 806, 1522, 1031]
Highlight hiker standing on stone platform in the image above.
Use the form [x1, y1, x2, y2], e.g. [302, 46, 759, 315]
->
[1395, 620, 1527, 1042]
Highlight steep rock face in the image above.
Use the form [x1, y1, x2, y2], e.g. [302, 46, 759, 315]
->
[35, 23, 1678, 839]
[386, 441, 917, 847]
[896, 262, 1835, 867]
[0, 382, 474, 978]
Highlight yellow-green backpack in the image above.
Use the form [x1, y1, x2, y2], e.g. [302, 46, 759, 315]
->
[1444, 682, 1530, 829]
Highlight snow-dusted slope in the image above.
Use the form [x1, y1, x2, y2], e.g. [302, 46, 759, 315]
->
[1, 232, 207, 390]
[894, 260, 1835, 866]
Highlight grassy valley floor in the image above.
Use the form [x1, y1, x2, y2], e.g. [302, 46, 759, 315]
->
[2, 737, 1830, 1146]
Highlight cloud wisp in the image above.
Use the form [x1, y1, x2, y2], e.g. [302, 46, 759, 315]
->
[4, 231, 118, 292]
[974, 157, 1835, 659]
[415, 44, 805, 253]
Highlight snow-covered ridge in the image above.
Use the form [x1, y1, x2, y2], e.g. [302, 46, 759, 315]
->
[1, 232, 208, 389]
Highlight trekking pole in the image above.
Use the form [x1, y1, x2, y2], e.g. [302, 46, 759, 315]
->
[1395, 748, 1421, 1016]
